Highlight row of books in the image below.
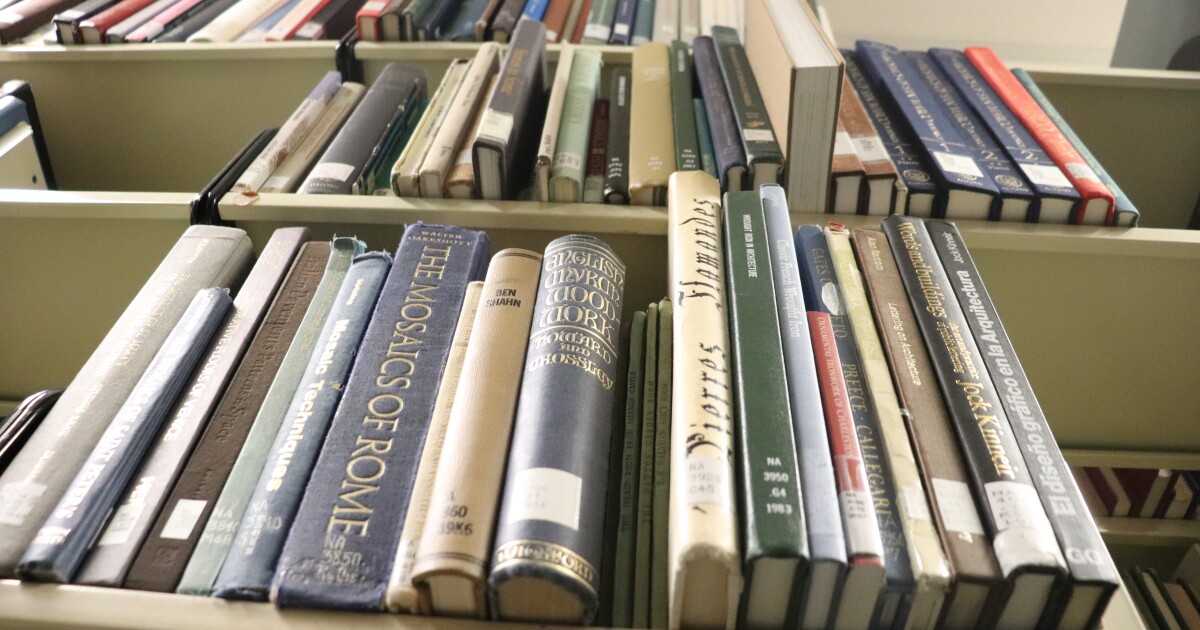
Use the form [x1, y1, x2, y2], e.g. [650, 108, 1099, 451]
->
[1078, 467, 1200, 520]
[830, 41, 1139, 226]
[1124, 544, 1200, 629]
[229, 25, 783, 206]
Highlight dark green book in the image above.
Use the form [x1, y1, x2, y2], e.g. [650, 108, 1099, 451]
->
[712, 26, 785, 190]
[722, 191, 807, 628]
[649, 297, 672, 630]
[669, 40, 701, 173]
[610, 310, 646, 628]
[631, 302, 657, 628]
[693, 97, 718, 180]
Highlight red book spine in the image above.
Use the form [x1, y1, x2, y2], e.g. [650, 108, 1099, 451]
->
[569, 0, 590, 43]
[965, 46, 1114, 225]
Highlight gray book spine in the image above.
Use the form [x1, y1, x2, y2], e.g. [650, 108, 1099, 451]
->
[175, 237, 364, 596]
[18, 289, 233, 583]
[0, 225, 253, 577]
[76, 228, 309, 588]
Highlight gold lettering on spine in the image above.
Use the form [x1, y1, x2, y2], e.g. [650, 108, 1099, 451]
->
[493, 540, 598, 591]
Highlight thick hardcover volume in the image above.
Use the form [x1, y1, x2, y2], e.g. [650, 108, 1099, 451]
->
[1010, 69, 1137, 227]
[628, 43, 675, 207]
[607, 0, 633, 44]
[536, 45, 575, 203]
[582, 99, 609, 204]
[603, 66, 631, 205]
[669, 40, 701, 173]
[265, 83, 366, 194]
[233, 73, 341, 193]
[631, 303, 659, 629]
[722, 191, 807, 630]
[487, 0, 524, 41]
[694, 98, 718, 179]
[965, 48, 1115, 225]
[836, 75, 900, 216]
[18, 289, 232, 583]
[907, 52, 1036, 222]
[298, 64, 428, 195]
[694, 36, 748, 193]
[611, 310, 646, 628]
[489, 236, 627, 625]
[391, 58, 469, 197]
[580, 0, 614, 43]
[385, 282, 484, 614]
[928, 50, 1080, 224]
[211, 252, 391, 602]
[0, 225, 252, 577]
[759, 185, 846, 630]
[712, 26, 784, 190]
[852, 228, 1003, 630]
[829, 119, 866, 214]
[827, 225, 951, 628]
[541, 0, 570, 41]
[550, 49, 602, 203]
[410, 249, 542, 619]
[473, 19, 549, 201]
[666, 171, 743, 630]
[272, 225, 488, 611]
[927, 220, 1120, 630]
[856, 41, 1000, 220]
[77, 228, 309, 588]
[842, 50, 931, 216]
[422, 45, 499, 198]
[649, 298, 673, 630]
[882, 216, 1066, 630]
[125, 241, 331, 593]
[795, 226, 889, 630]
[444, 75, 497, 199]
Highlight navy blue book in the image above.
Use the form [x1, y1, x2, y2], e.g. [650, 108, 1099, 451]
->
[17, 289, 232, 583]
[444, 0, 490, 40]
[211, 250, 391, 602]
[272, 224, 489, 611]
[794, 226, 915, 629]
[928, 49, 1081, 224]
[906, 51, 1035, 222]
[416, 0, 458, 39]
[607, 0, 635, 45]
[693, 36, 747, 192]
[856, 40, 999, 220]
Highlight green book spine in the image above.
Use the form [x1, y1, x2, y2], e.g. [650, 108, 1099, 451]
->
[580, 0, 616, 43]
[611, 310, 647, 628]
[550, 48, 603, 203]
[174, 237, 365, 596]
[693, 97, 718, 179]
[650, 297, 672, 630]
[711, 25, 785, 188]
[669, 40, 701, 172]
[631, 303, 658, 628]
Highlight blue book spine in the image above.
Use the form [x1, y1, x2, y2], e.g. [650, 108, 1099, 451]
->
[906, 51, 1035, 222]
[211, 252, 393, 601]
[630, 0, 653, 44]
[607, 0, 635, 44]
[693, 97, 718, 180]
[521, 0, 550, 21]
[238, 0, 303, 39]
[856, 40, 999, 218]
[272, 224, 489, 611]
[0, 95, 30, 137]
[694, 36, 747, 192]
[445, 0, 490, 40]
[17, 289, 232, 583]
[929, 48, 1081, 223]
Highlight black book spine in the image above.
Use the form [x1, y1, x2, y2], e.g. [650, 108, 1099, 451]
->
[607, 0, 633, 44]
[488, 0, 525, 41]
[693, 36, 747, 192]
[604, 67, 631, 205]
[711, 26, 784, 187]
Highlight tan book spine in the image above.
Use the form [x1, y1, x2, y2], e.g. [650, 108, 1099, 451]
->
[629, 43, 676, 207]
[445, 76, 498, 200]
[385, 281, 483, 614]
[418, 44, 500, 199]
[837, 74, 900, 215]
[391, 58, 470, 198]
[411, 250, 542, 618]
[829, 118, 865, 213]
[536, 45, 575, 203]
[666, 171, 741, 630]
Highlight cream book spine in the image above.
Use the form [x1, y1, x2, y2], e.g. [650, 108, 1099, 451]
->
[187, 0, 289, 41]
[628, 43, 675, 207]
[391, 58, 470, 198]
[410, 249, 542, 618]
[445, 76, 498, 199]
[259, 83, 365, 194]
[651, 0, 676, 43]
[232, 72, 341, 193]
[384, 281, 483, 614]
[678, 0, 698, 40]
[666, 170, 742, 630]
[417, 43, 500, 199]
[535, 44, 574, 202]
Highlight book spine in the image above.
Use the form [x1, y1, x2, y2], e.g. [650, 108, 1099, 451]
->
[187, 0, 289, 42]
[444, 77, 496, 199]
[0, 226, 253, 577]
[19, 289, 232, 583]
[537, 45, 575, 203]
[391, 59, 468, 197]
[881, 215, 1066, 580]
[836, 73, 898, 194]
[489, 236, 626, 625]
[603, 67, 631, 205]
[174, 237, 362, 596]
[649, 0, 672, 43]
[540, 0, 570, 41]
[631, 302, 658, 628]
[723, 191, 806, 629]
[273, 225, 488, 611]
[693, 97, 718, 180]
[965, 49, 1115, 225]
[210, 251, 391, 602]
[125, 0, 205, 41]
[357, 82, 427, 195]
[649, 297, 672, 630]
[76, 228, 309, 588]
[154, 0, 238, 41]
[610, 310, 646, 628]
[263, 0, 328, 40]
[669, 40, 701, 173]
[629, 0, 651, 44]
[666, 170, 742, 630]
[550, 48, 602, 203]
[628, 42, 674, 206]
[694, 36, 746, 193]
[443, 0, 487, 40]
[487, 0, 523, 40]
[568, 0, 590, 41]
[606, 0, 632, 43]
[927, 220, 1119, 625]
[582, 98, 609, 204]
[124, 241, 330, 593]
[473, 22, 547, 200]
[712, 25, 783, 188]
[580, 0, 614, 43]
[411, 249, 542, 618]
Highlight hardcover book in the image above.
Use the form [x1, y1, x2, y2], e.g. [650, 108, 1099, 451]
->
[629, 0, 651, 44]
[649, 0, 672, 43]
[582, 99, 609, 203]
[187, 0, 289, 42]
[272, 226, 487, 611]
[628, 42, 675, 206]
[693, 35, 747, 193]
[262, 83, 366, 194]
[486, 0, 524, 41]
[550, 48, 602, 203]
[359, 87, 427, 196]
[442, 0, 486, 40]
[631, 302, 658, 629]
[421, 44, 500, 198]
[536, 45, 575, 202]
[603, 67, 631, 205]
[828, 119, 865, 214]
[693, 97, 718, 179]
[836, 74, 900, 215]
[155, 0, 239, 41]
[669, 40, 701, 173]
[444, 76, 497, 199]
[607, 0, 632, 44]
[391, 58, 469, 197]
[712, 26, 784, 190]
[52, 0, 119, 43]
[541, 0, 571, 41]
[579, 0, 614, 43]
[610, 310, 646, 628]
[649, 297, 672, 630]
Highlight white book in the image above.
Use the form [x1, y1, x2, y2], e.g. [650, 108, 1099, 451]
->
[535, 45, 574, 202]
[698, 0, 717, 38]
[260, 82, 365, 193]
[232, 71, 341, 194]
[391, 58, 470, 197]
[418, 43, 499, 199]
[187, 0, 291, 42]
[678, 0, 698, 40]
[651, 0, 676, 43]
[262, 0, 324, 40]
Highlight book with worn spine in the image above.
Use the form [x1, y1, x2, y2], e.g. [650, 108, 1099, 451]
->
[628, 42, 675, 206]
[360, 87, 427, 196]
[229, 72, 340, 189]
[550, 48, 602, 203]
[649, 297, 672, 630]
[836, 74, 899, 215]
[669, 40, 700, 173]
[603, 67, 631, 205]
[486, 0, 524, 41]
[631, 302, 658, 628]
[444, 76, 498, 199]
[829, 118, 865, 214]
[19, 289, 232, 583]
[0, 225, 253, 577]
[693, 35, 747, 193]
[666, 170, 742, 629]
[273, 225, 489, 611]
[582, 99, 609, 203]
[421, 45, 500, 198]
[389, 58, 468, 197]
[261, 83, 366, 194]
[610, 310, 646, 628]
[536, 45, 575, 202]
[712, 26, 784, 189]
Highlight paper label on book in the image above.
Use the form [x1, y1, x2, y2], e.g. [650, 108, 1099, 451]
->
[932, 478, 985, 536]
[307, 162, 356, 183]
[840, 490, 880, 553]
[743, 128, 776, 143]
[294, 22, 320, 38]
[899, 484, 933, 523]
[0, 481, 45, 526]
[584, 24, 611, 41]
[932, 151, 984, 179]
[687, 456, 733, 508]
[613, 22, 630, 37]
[505, 468, 582, 530]
[553, 152, 583, 171]
[1019, 163, 1072, 189]
[263, 176, 290, 192]
[986, 481, 1053, 533]
[852, 136, 890, 164]
[161, 499, 209, 540]
[478, 110, 515, 143]
[98, 502, 145, 546]
[833, 131, 855, 158]
[1065, 162, 1100, 182]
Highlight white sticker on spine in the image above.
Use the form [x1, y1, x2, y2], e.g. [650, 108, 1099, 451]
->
[98, 503, 144, 546]
[161, 499, 208, 540]
[687, 456, 732, 508]
[833, 131, 855, 157]
[900, 484, 933, 522]
[853, 136, 890, 164]
[840, 490, 882, 554]
[478, 110, 515, 143]
[613, 22, 630, 37]
[306, 162, 356, 183]
[0, 482, 45, 526]
[583, 24, 611, 42]
[986, 480, 1052, 532]
[1065, 162, 1099, 182]
[743, 128, 775, 143]
[553, 152, 583, 171]
[505, 468, 582, 531]
[1019, 163, 1072, 188]
[932, 151, 984, 179]
[932, 478, 985, 536]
